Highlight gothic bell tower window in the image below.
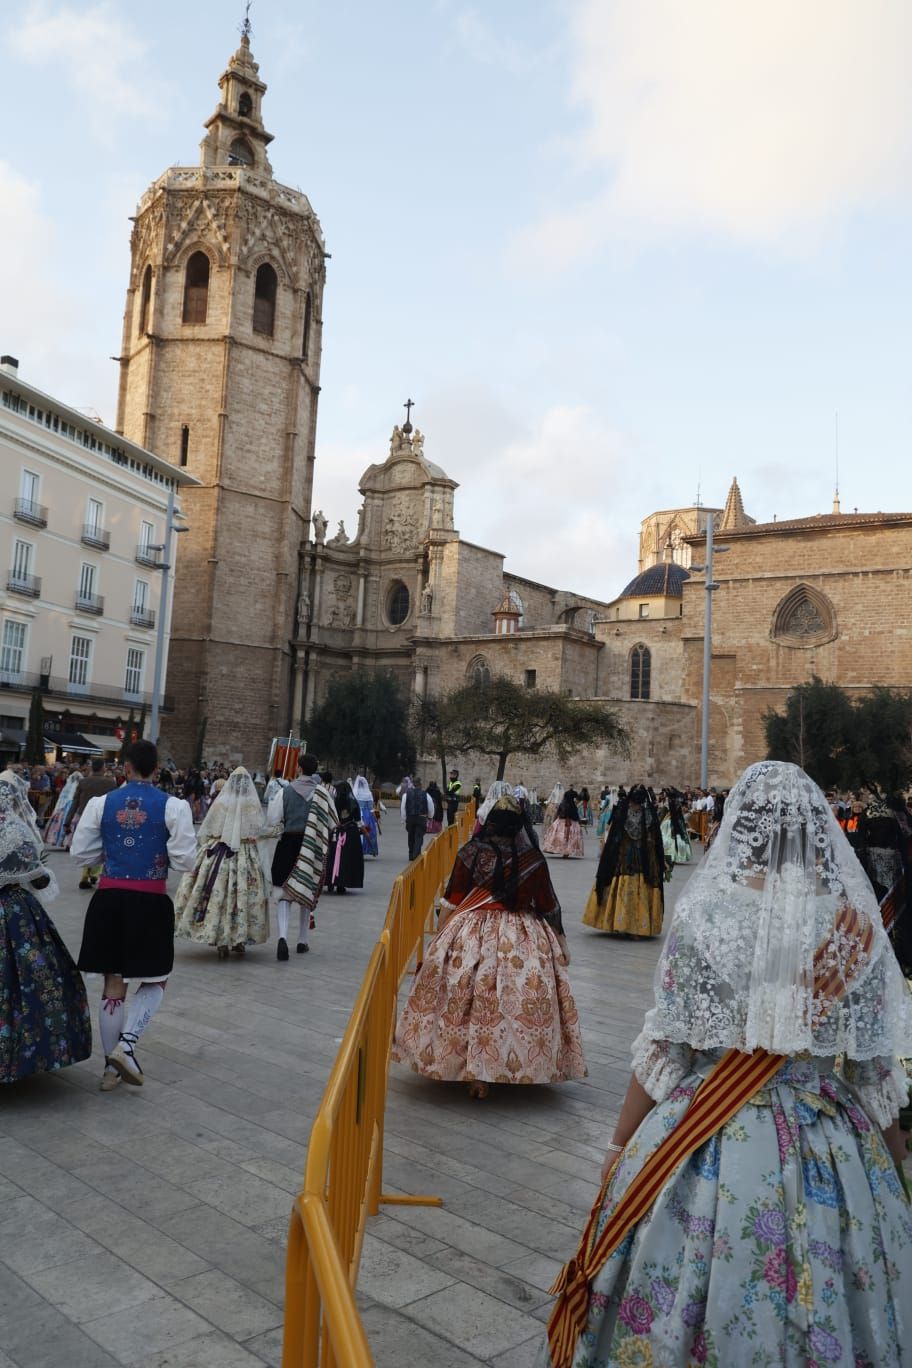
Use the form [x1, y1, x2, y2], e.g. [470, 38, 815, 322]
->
[630, 643, 651, 700]
[253, 263, 277, 335]
[229, 136, 253, 166]
[138, 264, 152, 336]
[182, 252, 210, 324]
[302, 291, 312, 360]
[238, 91, 253, 118]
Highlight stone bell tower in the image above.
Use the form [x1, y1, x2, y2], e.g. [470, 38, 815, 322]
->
[115, 25, 327, 766]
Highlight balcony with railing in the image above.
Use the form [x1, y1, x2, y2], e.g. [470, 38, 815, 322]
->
[6, 571, 41, 598]
[129, 606, 156, 629]
[0, 668, 173, 711]
[81, 523, 111, 551]
[135, 544, 162, 568]
[13, 497, 48, 527]
[74, 591, 104, 615]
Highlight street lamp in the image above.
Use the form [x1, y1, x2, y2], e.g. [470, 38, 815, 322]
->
[690, 513, 729, 790]
[148, 486, 189, 749]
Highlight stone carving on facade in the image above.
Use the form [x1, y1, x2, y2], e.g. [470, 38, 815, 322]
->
[772, 584, 836, 646]
[297, 592, 311, 626]
[163, 194, 231, 265]
[420, 584, 434, 615]
[131, 205, 165, 280]
[333, 573, 352, 598]
[311, 510, 328, 543]
[411, 429, 425, 458]
[328, 520, 350, 545]
[788, 600, 825, 636]
[383, 496, 418, 554]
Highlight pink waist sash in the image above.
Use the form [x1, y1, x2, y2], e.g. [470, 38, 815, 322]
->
[98, 876, 167, 895]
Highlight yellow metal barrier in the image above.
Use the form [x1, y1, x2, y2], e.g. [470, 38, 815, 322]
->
[283, 802, 477, 1368]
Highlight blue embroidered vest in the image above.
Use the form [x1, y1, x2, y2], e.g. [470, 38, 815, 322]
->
[100, 782, 170, 882]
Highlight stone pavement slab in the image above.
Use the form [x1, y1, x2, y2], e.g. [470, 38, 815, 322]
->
[2, 820, 689, 1366]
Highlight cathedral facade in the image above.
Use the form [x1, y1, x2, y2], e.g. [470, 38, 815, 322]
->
[115, 32, 326, 765]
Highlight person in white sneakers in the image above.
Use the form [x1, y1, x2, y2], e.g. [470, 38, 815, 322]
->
[71, 739, 196, 1090]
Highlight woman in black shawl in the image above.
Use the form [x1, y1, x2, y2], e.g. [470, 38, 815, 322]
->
[324, 781, 365, 894]
[582, 784, 665, 937]
[392, 794, 587, 1097]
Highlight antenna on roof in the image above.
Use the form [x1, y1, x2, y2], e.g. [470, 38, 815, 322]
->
[695, 470, 702, 508]
[832, 410, 841, 514]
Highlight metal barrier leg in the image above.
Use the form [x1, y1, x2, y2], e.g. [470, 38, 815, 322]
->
[283, 1200, 320, 1368]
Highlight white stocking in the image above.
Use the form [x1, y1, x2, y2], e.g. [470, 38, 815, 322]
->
[297, 905, 310, 947]
[99, 997, 124, 1056]
[277, 899, 290, 941]
[124, 983, 165, 1045]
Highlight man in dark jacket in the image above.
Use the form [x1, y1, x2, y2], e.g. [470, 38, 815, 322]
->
[67, 758, 117, 888]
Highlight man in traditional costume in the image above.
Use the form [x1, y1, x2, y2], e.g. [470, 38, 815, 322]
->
[543, 760, 912, 1368]
[266, 752, 337, 959]
[582, 784, 665, 937]
[71, 740, 196, 1090]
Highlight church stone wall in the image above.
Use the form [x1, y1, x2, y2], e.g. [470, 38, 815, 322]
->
[418, 700, 697, 797]
[594, 617, 685, 702]
[681, 521, 912, 784]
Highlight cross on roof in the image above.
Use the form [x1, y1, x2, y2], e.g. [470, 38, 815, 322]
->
[240, 0, 253, 40]
[403, 397, 415, 433]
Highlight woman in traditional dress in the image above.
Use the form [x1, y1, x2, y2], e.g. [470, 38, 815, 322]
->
[542, 760, 912, 1368]
[174, 767, 269, 959]
[354, 775, 379, 856]
[542, 783, 564, 832]
[473, 780, 515, 835]
[596, 794, 613, 850]
[578, 787, 592, 827]
[543, 790, 585, 859]
[0, 774, 91, 1082]
[426, 780, 445, 836]
[43, 767, 81, 848]
[583, 785, 665, 937]
[392, 793, 586, 1099]
[660, 788, 693, 869]
[324, 780, 365, 895]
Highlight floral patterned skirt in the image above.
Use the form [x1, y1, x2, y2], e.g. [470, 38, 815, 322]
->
[582, 876, 664, 938]
[174, 841, 270, 949]
[541, 1054, 912, 1367]
[543, 819, 585, 858]
[392, 905, 587, 1085]
[1, 885, 92, 1084]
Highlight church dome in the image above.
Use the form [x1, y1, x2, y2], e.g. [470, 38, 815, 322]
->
[619, 562, 690, 599]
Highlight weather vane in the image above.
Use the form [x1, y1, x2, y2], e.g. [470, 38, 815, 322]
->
[240, 0, 253, 40]
[402, 397, 415, 434]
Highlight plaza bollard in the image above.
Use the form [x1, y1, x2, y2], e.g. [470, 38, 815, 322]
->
[283, 802, 476, 1367]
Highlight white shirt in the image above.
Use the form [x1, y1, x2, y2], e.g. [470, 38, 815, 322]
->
[70, 789, 197, 874]
[400, 791, 435, 822]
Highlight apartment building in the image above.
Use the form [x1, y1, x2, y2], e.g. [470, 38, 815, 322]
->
[0, 357, 197, 758]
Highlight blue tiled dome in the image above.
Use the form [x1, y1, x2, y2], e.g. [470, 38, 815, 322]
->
[619, 562, 690, 599]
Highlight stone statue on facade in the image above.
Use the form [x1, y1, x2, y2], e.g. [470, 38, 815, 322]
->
[297, 591, 311, 625]
[311, 509, 328, 543]
[420, 583, 434, 615]
[329, 519, 349, 545]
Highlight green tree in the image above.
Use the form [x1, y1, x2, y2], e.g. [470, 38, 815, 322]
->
[307, 670, 415, 781]
[435, 675, 628, 781]
[25, 689, 45, 764]
[412, 692, 453, 789]
[763, 677, 854, 789]
[848, 688, 912, 795]
[119, 708, 136, 760]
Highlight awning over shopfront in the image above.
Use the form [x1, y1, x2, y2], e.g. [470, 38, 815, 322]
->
[42, 730, 102, 754]
[0, 728, 26, 750]
[81, 733, 121, 754]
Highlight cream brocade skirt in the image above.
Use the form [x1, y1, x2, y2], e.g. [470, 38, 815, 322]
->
[174, 839, 271, 949]
[542, 818, 585, 857]
[582, 874, 664, 938]
[392, 903, 587, 1085]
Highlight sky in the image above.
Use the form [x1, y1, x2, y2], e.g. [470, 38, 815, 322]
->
[3, 0, 911, 600]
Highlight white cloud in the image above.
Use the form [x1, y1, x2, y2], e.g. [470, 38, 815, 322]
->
[451, 6, 554, 75]
[10, 1, 157, 138]
[0, 160, 115, 415]
[517, 0, 912, 265]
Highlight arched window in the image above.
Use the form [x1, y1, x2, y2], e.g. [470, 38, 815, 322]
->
[229, 136, 253, 166]
[386, 580, 410, 625]
[138, 264, 152, 335]
[302, 291, 312, 360]
[466, 654, 491, 689]
[238, 91, 253, 118]
[630, 643, 651, 700]
[771, 584, 837, 647]
[182, 251, 210, 324]
[253, 263, 277, 336]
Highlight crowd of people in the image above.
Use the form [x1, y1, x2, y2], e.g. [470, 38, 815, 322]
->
[3, 742, 912, 1363]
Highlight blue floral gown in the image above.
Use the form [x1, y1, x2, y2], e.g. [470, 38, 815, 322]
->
[1, 883, 92, 1083]
[546, 1046, 912, 1367]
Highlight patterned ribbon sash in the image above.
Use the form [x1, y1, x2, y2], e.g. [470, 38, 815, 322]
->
[546, 900, 876, 1368]
[880, 874, 905, 934]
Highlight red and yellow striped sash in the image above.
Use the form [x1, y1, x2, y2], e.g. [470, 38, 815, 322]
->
[880, 874, 905, 934]
[546, 900, 874, 1368]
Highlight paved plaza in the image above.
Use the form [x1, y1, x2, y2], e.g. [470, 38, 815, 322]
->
[0, 826, 695, 1368]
